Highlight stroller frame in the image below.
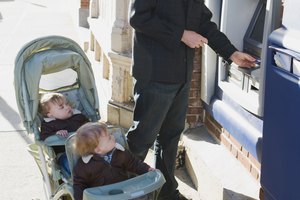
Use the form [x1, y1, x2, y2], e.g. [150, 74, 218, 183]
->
[15, 35, 100, 199]
[14, 35, 165, 200]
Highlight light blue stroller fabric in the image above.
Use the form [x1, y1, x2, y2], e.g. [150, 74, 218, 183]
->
[14, 35, 100, 140]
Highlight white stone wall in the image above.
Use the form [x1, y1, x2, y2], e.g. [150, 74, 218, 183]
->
[88, 0, 134, 127]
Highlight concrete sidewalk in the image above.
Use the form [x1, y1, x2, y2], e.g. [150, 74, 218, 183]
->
[0, 1, 260, 200]
[0, 0, 85, 199]
[0, 2, 195, 198]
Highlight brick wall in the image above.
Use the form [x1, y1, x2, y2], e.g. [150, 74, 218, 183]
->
[186, 48, 203, 128]
[204, 112, 261, 180]
[81, 0, 90, 9]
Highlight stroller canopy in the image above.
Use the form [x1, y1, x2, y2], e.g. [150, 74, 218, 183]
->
[14, 35, 100, 136]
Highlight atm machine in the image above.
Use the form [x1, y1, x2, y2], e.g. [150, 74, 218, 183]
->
[202, 0, 298, 199]
[202, 0, 282, 165]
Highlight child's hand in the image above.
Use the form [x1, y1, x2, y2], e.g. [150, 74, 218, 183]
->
[56, 130, 69, 137]
[148, 167, 156, 171]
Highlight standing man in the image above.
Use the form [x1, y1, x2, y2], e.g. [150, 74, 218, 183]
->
[127, 0, 256, 199]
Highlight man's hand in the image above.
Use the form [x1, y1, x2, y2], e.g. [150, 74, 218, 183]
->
[230, 51, 256, 68]
[181, 30, 208, 48]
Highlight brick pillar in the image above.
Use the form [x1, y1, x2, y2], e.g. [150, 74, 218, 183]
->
[186, 48, 203, 128]
[81, 0, 90, 8]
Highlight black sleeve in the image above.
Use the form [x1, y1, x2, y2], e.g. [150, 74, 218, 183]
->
[129, 0, 184, 51]
[198, 4, 237, 61]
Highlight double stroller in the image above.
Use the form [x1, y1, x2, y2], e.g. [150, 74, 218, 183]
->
[14, 35, 165, 200]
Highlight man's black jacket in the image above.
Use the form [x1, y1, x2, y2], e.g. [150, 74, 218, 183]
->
[130, 0, 237, 83]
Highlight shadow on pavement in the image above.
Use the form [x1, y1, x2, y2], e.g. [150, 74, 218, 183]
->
[0, 96, 23, 130]
[175, 168, 197, 189]
[224, 188, 258, 200]
[183, 126, 219, 145]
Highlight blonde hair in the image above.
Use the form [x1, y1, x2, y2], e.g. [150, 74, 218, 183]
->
[75, 122, 108, 156]
[39, 93, 69, 116]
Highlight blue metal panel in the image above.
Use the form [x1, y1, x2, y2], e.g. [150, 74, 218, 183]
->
[205, 94, 263, 161]
[261, 28, 300, 200]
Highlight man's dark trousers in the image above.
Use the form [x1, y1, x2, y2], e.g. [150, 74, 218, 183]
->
[127, 80, 190, 200]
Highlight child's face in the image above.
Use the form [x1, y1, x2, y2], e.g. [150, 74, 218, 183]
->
[94, 131, 116, 155]
[46, 101, 73, 120]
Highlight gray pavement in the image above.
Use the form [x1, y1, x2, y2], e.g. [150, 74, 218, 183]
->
[0, 0, 84, 199]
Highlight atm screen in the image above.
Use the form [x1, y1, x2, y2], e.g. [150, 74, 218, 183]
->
[243, 0, 267, 58]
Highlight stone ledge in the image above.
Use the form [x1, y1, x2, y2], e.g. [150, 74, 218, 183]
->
[107, 100, 134, 129]
[182, 126, 260, 200]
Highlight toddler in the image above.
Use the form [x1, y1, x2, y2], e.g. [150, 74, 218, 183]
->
[73, 122, 154, 200]
[39, 92, 89, 174]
